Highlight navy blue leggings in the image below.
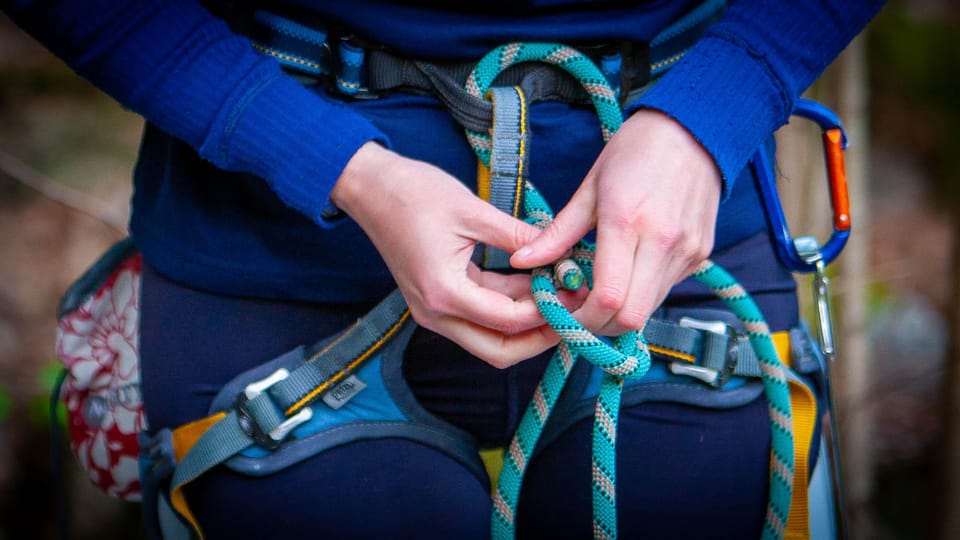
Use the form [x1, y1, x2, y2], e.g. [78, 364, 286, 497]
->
[139, 233, 799, 539]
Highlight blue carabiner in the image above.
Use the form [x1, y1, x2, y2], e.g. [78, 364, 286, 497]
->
[753, 98, 851, 273]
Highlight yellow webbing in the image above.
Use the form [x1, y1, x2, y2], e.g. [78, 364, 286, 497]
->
[658, 331, 818, 538]
[477, 161, 492, 203]
[772, 332, 817, 540]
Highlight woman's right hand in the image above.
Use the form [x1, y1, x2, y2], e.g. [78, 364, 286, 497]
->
[331, 142, 573, 368]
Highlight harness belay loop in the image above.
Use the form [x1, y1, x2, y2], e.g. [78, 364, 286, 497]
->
[463, 42, 795, 540]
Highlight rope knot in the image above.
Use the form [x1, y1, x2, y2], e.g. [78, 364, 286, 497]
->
[598, 353, 643, 379]
[576, 333, 650, 381]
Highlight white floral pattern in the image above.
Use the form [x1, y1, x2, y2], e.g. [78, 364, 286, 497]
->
[57, 254, 145, 501]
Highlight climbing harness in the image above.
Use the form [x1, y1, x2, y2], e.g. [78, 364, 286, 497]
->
[50, 2, 853, 538]
[243, 0, 727, 117]
[154, 39, 799, 540]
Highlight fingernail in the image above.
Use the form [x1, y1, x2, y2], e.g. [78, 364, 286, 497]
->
[515, 246, 533, 258]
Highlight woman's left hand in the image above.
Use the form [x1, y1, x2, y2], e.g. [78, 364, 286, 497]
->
[510, 109, 722, 336]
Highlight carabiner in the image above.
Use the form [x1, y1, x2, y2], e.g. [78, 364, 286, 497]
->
[753, 98, 851, 273]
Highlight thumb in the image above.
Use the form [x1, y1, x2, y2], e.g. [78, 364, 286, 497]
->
[465, 201, 544, 254]
[510, 188, 595, 269]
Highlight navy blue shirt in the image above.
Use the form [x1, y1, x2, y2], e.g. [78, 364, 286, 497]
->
[5, 0, 884, 302]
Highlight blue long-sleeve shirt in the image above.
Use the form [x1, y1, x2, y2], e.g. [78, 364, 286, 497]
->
[5, 0, 884, 302]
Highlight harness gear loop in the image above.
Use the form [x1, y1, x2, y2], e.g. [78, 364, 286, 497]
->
[463, 42, 795, 540]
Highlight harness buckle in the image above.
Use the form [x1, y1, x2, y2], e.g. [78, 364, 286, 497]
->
[668, 317, 740, 388]
[236, 368, 314, 450]
[334, 35, 382, 100]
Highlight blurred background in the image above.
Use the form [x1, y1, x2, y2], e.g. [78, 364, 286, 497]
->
[0, 1, 957, 538]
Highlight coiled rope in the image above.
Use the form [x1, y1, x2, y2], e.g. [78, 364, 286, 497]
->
[463, 42, 795, 540]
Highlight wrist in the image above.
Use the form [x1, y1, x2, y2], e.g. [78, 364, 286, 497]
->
[626, 109, 722, 191]
[330, 141, 394, 215]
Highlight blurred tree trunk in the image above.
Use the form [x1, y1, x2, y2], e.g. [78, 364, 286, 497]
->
[834, 35, 874, 540]
[778, 34, 874, 540]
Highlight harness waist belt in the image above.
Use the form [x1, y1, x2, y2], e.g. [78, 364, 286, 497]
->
[244, 0, 727, 122]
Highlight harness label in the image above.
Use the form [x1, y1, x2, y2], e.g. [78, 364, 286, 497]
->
[322, 375, 367, 409]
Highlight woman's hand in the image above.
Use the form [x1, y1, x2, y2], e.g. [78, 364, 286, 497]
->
[511, 109, 722, 336]
[331, 142, 569, 368]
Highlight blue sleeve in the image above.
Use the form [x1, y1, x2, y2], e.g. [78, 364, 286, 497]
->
[625, 0, 885, 199]
[3, 0, 390, 227]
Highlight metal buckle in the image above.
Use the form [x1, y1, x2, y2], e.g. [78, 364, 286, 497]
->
[668, 317, 740, 388]
[236, 368, 314, 450]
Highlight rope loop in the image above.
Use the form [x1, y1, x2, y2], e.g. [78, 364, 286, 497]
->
[465, 42, 624, 168]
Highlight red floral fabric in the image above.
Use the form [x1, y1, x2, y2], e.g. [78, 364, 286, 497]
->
[57, 254, 145, 501]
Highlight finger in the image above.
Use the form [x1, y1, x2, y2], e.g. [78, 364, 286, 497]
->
[510, 182, 598, 269]
[592, 239, 676, 336]
[410, 270, 544, 336]
[466, 264, 534, 300]
[434, 317, 560, 369]
[556, 286, 589, 312]
[573, 219, 640, 334]
[469, 264, 587, 328]
[463, 201, 544, 255]
[443, 278, 548, 335]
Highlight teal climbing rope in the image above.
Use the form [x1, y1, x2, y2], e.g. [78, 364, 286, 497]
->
[462, 42, 795, 540]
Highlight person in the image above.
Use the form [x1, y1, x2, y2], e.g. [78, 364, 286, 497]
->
[6, 0, 884, 538]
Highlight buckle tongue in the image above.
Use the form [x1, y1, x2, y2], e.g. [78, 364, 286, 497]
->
[677, 316, 732, 337]
[237, 368, 314, 450]
[667, 317, 739, 387]
[244, 368, 290, 400]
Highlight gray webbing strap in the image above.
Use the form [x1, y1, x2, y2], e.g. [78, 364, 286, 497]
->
[167, 289, 412, 535]
[171, 410, 251, 490]
[267, 289, 409, 411]
[360, 0, 727, 133]
[481, 86, 528, 270]
[367, 57, 593, 133]
[643, 318, 765, 379]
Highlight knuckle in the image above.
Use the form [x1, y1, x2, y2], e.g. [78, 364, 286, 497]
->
[495, 317, 524, 336]
[594, 285, 626, 312]
[676, 232, 713, 268]
[693, 238, 714, 262]
[476, 341, 517, 369]
[514, 223, 538, 252]
[417, 287, 450, 317]
[543, 220, 568, 241]
[512, 225, 528, 252]
[676, 234, 700, 260]
[407, 304, 437, 330]
[485, 351, 514, 370]
[609, 212, 639, 234]
[653, 227, 684, 252]
[616, 309, 649, 331]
